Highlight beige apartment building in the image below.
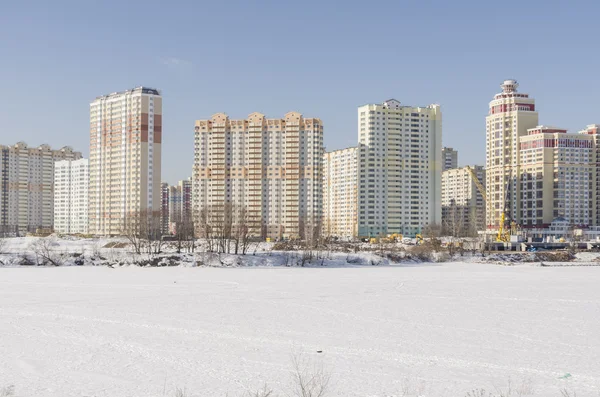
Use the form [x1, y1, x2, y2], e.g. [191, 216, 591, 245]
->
[485, 80, 538, 228]
[580, 124, 600, 225]
[441, 165, 486, 235]
[323, 147, 357, 238]
[89, 87, 162, 235]
[358, 99, 442, 237]
[519, 126, 594, 227]
[0, 142, 82, 234]
[193, 112, 323, 240]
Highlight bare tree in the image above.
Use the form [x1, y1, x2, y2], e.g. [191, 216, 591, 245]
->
[30, 237, 64, 266]
[246, 385, 274, 397]
[121, 209, 165, 256]
[443, 200, 465, 238]
[290, 354, 330, 397]
[198, 206, 214, 252]
[233, 205, 251, 255]
[197, 203, 254, 255]
[422, 223, 443, 252]
[122, 210, 144, 255]
[443, 202, 466, 258]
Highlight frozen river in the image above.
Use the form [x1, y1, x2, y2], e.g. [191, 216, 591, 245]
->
[1, 263, 598, 396]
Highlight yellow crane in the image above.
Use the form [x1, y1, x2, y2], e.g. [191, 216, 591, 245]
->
[464, 166, 510, 243]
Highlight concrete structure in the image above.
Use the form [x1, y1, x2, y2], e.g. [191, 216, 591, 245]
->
[168, 178, 192, 233]
[442, 147, 458, 171]
[485, 80, 539, 229]
[0, 142, 82, 234]
[323, 147, 357, 238]
[89, 87, 162, 235]
[54, 158, 89, 234]
[357, 99, 442, 237]
[193, 112, 323, 240]
[519, 126, 594, 227]
[441, 165, 486, 235]
[161, 182, 170, 234]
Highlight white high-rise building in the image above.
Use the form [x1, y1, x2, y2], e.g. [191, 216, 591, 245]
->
[89, 87, 162, 235]
[0, 142, 82, 235]
[357, 99, 442, 237]
[485, 80, 538, 228]
[193, 112, 323, 240]
[54, 159, 89, 234]
[323, 147, 357, 238]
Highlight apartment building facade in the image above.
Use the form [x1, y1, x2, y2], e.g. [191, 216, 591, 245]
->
[518, 126, 595, 227]
[323, 147, 357, 238]
[0, 142, 82, 234]
[168, 178, 192, 233]
[485, 80, 539, 228]
[442, 147, 458, 171]
[160, 182, 170, 234]
[357, 99, 442, 237]
[441, 165, 486, 235]
[580, 124, 600, 226]
[89, 87, 162, 235]
[193, 112, 323, 240]
[54, 158, 89, 234]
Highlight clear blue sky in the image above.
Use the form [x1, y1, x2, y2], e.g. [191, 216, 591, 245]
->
[2, 0, 599, 184]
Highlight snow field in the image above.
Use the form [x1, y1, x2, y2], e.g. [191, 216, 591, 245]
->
[1, 263, 600, 396]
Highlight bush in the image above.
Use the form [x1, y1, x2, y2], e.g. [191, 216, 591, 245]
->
[0, 385, 15, 397]
[408, 244, 435, 261]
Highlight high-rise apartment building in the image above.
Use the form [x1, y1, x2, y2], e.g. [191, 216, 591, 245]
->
[54, 158, 89, 234]
[518, 126, 594, 227]
[89, 87, 162, 235]
[357, 99, 442, 237]
[441, 165, 486, 235]
[442, 147, 458, 171]
[580, 124, 600, 226]
[0, 142, 82, 234]
[168, 178, 192, 233]
[160, 182, 170, 234]
[485, 80, 538, 228]
[193, 112, 323, 240]
[323, 147, 357, 238]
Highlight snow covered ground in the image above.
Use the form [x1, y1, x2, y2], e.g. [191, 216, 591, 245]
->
[1, 263, 600, 396]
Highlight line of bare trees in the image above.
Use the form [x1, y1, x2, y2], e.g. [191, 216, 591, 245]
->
[121, 209, 167, 256]
[197, 203, 253, 254]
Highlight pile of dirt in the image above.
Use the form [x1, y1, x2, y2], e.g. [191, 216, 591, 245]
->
[534, 251, 575, 262]
[103, 242, 129, 249]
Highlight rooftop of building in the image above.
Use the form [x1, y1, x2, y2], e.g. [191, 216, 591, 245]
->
[324, 146, 357, 155]
[579, 124, 600, 134]
[0, 142, 79, 152]
[358, 99, 440, 109]
[492, 79, 531, 100]
[94, 86, 161, 100]
[527, 125, 568, 135]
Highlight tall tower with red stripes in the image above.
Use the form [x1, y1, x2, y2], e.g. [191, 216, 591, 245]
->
[485, 80, 538, 228]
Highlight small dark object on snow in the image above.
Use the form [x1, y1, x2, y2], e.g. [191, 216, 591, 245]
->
[316, 350, 323, 353]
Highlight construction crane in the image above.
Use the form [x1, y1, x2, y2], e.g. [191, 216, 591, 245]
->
[465, 166, 510, 243]
[465, 166, 487, 202]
